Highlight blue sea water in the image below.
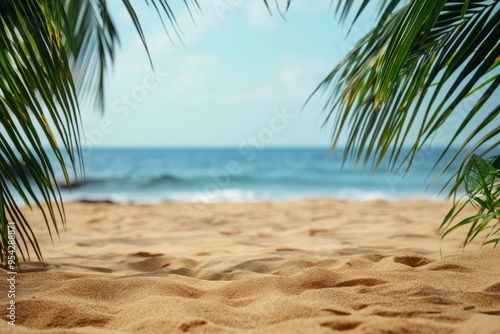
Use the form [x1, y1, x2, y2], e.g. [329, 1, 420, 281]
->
[45, 146, 468, 203]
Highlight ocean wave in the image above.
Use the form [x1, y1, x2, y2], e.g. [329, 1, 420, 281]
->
[59, 173, 185, 189]
[63, 187, 449, 205]
[59, 173, 266, 189]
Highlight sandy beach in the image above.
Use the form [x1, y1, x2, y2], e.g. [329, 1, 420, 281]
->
[1, 199, 499, 333]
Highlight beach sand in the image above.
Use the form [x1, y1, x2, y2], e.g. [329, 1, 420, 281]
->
[1, 199, 499, 333]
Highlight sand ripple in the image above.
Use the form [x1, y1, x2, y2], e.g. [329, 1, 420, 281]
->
[1, 200, 499, 333]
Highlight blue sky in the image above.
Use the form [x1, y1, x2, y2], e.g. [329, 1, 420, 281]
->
[79, 0, 378, 148]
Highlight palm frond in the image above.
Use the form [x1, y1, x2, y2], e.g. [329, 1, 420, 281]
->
[0, 0, 81, 264]
[0, 0, 198, 267]
[440, 154, 500, 247]
[313, 0, 499, 191]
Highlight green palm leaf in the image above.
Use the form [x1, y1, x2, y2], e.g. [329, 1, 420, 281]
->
[300, 0, 500, 246]
[307, 0, 499, 245]
[0, 0, 198, 267]
[315, 0, 499, 169]
[440, 155, 500, 247]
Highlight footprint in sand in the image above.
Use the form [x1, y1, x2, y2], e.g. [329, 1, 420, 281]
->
[484, 282, 500, 293]
[76, 242, 105, 247]
[335, 278, 387, 288]
[127, 259, 169, 272]
[196, 252, 210, 256]
[131, 251, 164, 257]
[275, 247, 301, 252]
[393, 254, 433, 268]
[309, 228, 331, 236]
[219, 229, 241, 236]
[322, 309, 351, 316]
[320, 321, 361, 331]
[361, 254, 386, 262]
[478, 310, 500, 316]
[372, 310, 442, 318]
[351, 303, 369, 310]
[427, 263, 472, 273]
[179, 319, 207, 332]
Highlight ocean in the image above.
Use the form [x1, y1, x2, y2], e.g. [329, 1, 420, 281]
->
[43, 146, 468, 204]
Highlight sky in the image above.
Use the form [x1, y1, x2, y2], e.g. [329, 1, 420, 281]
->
[79, 0, 379, 148]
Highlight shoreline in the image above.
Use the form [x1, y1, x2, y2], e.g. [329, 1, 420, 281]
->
[62, 193, 453, 205]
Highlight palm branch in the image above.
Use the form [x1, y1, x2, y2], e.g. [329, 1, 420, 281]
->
[310, 0, 499, 244]
[0, 0, 198, 267]
[440, 155, 500, 247]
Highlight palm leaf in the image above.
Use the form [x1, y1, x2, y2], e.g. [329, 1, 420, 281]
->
[305, 0, 500, 246]
[1, 0, 80, 264]
[0, 0, 198, 267]
[310, 0, 499, 192]
[440, 155, 500, 247]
